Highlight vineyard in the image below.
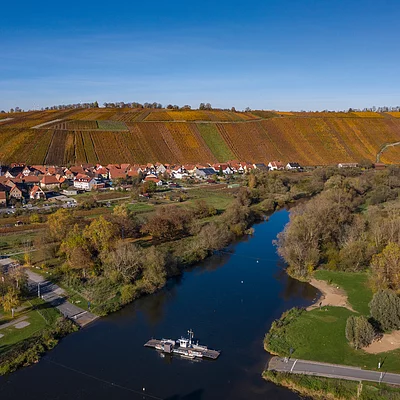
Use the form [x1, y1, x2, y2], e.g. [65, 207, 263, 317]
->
[1, 109, 400, 165]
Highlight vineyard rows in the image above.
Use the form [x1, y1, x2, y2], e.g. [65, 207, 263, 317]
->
[2, 111, 400, 165]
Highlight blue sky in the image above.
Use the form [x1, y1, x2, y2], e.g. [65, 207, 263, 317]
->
[1, 0, 399, 111]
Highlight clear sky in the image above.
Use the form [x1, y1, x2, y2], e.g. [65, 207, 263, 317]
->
[1, 0, 399, 111]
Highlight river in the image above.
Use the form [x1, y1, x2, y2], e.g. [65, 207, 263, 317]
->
[0, 209, 317, 399]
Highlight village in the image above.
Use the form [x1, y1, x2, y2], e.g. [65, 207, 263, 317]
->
[0, 160, 306, 208]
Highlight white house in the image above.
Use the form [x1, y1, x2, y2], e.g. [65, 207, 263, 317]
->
[286, 162, 302, 170]
[73, 174, 97, 191]
[268, 161, 284, 171]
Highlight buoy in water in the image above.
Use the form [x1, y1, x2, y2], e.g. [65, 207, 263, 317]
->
[241, 281, 244, 284]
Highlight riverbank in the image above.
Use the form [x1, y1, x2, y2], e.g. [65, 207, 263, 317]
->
[306, 278, 354, 312]
[264, 270, 400, 399]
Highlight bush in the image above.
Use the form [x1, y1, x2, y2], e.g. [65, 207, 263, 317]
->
[369, 289, 400, 331]
[345, 315, 375, 349]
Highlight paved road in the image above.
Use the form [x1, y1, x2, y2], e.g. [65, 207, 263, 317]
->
[25, 269, 98, 327]
[268, 357, 400, 386]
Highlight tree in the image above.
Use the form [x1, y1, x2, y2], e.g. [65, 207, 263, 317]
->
[47, 208, 76, 241]
[199, 103, 205, 110]
[61, 224, 93, 276]
[141, 247, 167, 292]
[103, 242, 144, 283]
[1, 287, 20, 317]
[369, 289, 400, 331]
[370, 242, 400, 291]
[83, 216, 117, 254]
[345, 316, 374, 349]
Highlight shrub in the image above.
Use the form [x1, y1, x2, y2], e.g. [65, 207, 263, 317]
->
[345, 315, 375, 349]
[369, 289, 400, 331]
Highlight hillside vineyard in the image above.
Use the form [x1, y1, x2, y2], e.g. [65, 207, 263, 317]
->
[1, 109, 400, 165]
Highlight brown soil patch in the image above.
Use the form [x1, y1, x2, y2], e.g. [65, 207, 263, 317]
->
[364, 331, 400, 354]
[307, 279, 355, 312]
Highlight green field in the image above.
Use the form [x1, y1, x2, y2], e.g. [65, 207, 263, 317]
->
[266, 270, 400, 373]
[314, 270, 373, 315]
[197, 123, 235, 161]
[0, 298, 60, 355]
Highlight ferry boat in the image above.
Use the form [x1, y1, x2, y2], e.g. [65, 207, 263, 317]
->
[144, 329, 221, 360]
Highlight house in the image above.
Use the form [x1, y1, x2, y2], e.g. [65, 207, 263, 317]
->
[286, 162, 302, 170]
[144, 176, 163, 186]
[4, 166, 24, 179]
[40, 175, 61, 190]
[212, 163, 234, 175]
[21, 175, 41, 186]
[108, 167, 127, 180]
[63, 168, 75, 180]
[195, 167, 216, 179]
[30, 185, 46, 200]
[338, 163, 358, 168]
[95, 167, 109, 180]
[9, 183, 25, 200]
[0, 191, 7, 207]
[253, 163, 269, 172]
[268, 161, 284, 171]
[73, 174, 97, 191]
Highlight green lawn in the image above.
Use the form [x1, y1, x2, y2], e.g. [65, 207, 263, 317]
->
[270, 306, 400, 372]
[126, 202, 155, 213]
[314, 270, 373, 315]
[0, 298, 59, 354]
[197, 123, 235, 161]
[0, 232, 36, 254]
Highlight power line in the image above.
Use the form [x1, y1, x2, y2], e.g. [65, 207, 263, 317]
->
[46, 359, 163, 400]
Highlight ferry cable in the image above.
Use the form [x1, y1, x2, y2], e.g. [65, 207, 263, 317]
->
[46, 358, 164, 400]
[217, 250, 277, 262]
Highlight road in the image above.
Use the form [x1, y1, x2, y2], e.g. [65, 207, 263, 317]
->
[268, 356, 400, 386]
[25, 269, 98, 327]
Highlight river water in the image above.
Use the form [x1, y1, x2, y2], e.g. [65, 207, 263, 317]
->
[0, 209, 317, 399]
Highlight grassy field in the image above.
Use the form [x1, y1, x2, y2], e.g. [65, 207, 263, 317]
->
[0, 298, 60, 355]
[266, 270, 400, 373]
[264, 370, 400, 400]
[314, 270, 373, 315]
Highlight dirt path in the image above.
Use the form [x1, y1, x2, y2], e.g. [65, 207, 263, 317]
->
[364, 331, 400, 354]
[376, 141, 400, 162]
[307, 279, 355, 312]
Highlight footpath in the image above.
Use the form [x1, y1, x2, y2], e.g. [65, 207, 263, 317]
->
[25, 269, 98, 327]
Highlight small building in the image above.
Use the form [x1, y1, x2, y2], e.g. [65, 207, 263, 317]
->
[30, 185, 46, 200]
[40, 175, 61, 190]
[194, 167, 216, 179]
[268, 161, 284, 171]
[253, 163, 269, 172]
[373, 163, 386, 170]
[62, 188, 79, 196]
[144, 175, 163, 186]
[286, 162, 302, 170]
[338, 163, 358, 168]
